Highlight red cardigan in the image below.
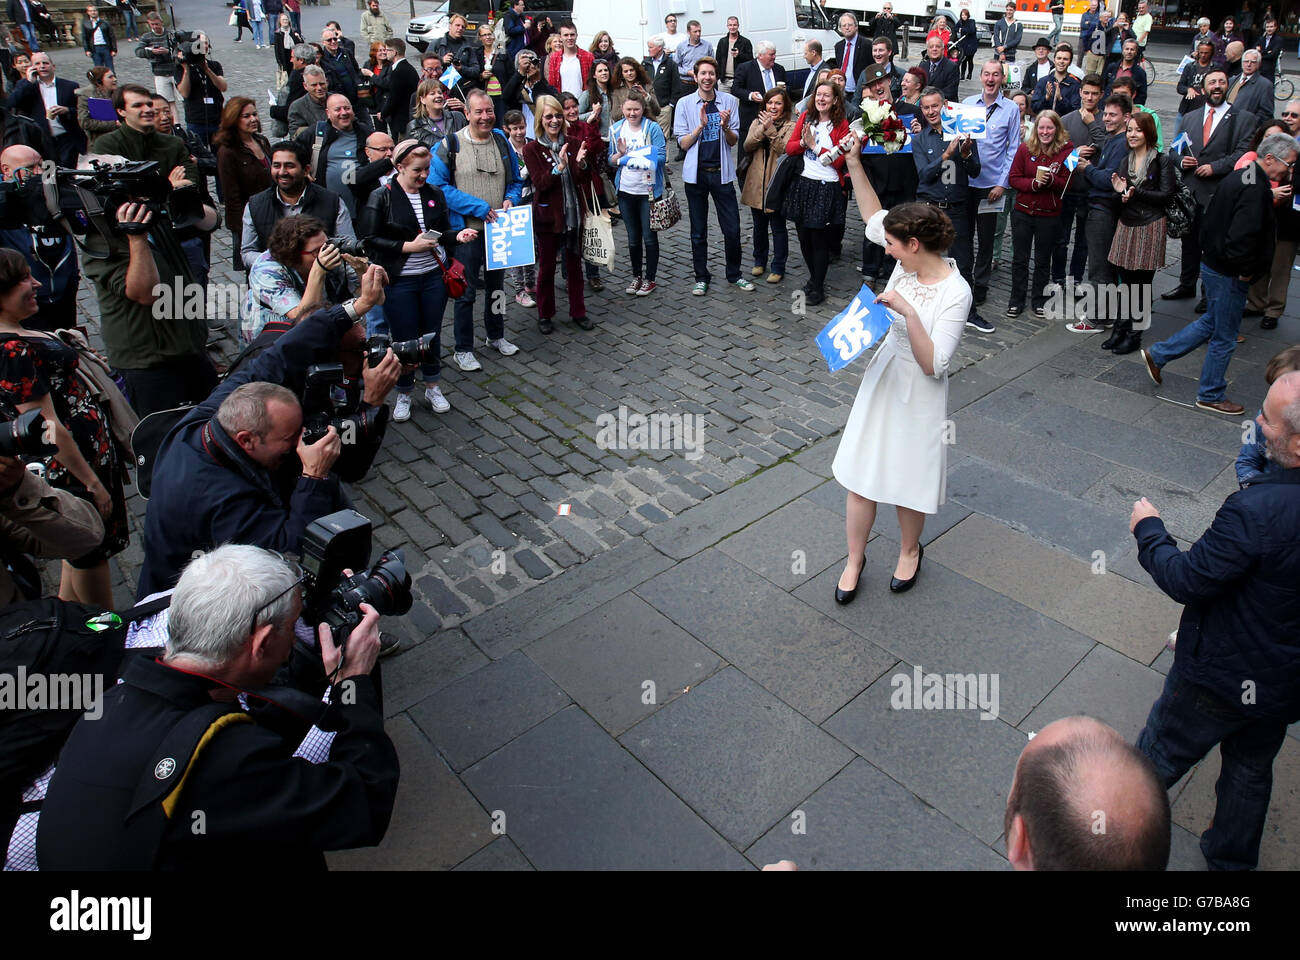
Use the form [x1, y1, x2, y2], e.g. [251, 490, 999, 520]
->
[522, 136, 595, 234]
[785, 111, 851, 184]
[1008, 140, 1075, 216]
[546, 48, 594, 92]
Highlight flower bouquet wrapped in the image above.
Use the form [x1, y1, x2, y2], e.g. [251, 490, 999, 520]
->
[850, 98, 908, 154]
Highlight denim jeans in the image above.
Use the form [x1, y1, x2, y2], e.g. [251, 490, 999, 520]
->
[385, 269, 447, 388]
[19, 22, 40, 51]
[251, 20, 265, 45]
[617, 190, 658, 281]
[122, 7, 137, 36]
[365, 302, 390, 337]
[1148, 264, 1246, 403]
[750, 208, 787, 275]
[684, 167, 742, 283]
[452, 232, 506, 352]
[1009, 210, 1060, 309]
[1050, 193, 1089, 284]
[91, 46, 114, 71]
[1137, 655, 1290, 870]
[1048, 13, 1063, 45]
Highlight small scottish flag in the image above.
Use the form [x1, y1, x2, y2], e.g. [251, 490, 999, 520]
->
[1171, 130, 1192, 155]
[1064, 148, 1081, 171]
[440, 64, 463, 89]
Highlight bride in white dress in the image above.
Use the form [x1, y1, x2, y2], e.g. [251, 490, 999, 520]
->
[831, 131, 972, 604]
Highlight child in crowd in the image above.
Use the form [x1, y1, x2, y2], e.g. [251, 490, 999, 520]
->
[504, 109, 538, 308]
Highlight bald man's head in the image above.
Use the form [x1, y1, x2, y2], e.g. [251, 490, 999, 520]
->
[1005, 716, 1170, 870]
[0, 145, 42, 180]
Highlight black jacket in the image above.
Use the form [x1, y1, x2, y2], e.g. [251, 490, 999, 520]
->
[502, 72, 558, 115]
[8, 76, 85, 152]
[138, 306, 357, 596]
[359, 179, 453, 277]
[1115, 148, 1174, 227]
[643, 54, 685, 107]
[432, 33, 483, 85]
[714, 33, 753, 78]
[1200, 162, 1276, 282]
[920, 54, 959, 102]
[1103, 60, 1148, 104]
[36, 652, 397, 870]
[834, 35, 871, 85]
[956, 19, 979, 58]
[1136, 469, 1300, 723]
[295, 117, 375, 185]
[0, 103, 53, 155]
[731, 59, 787, 138]
[270, 67, 307, 125]
[375, 57, 419, 137]
[1258, 31, 1284, 79]
[273, 29, 305, 73]
[81, 16, 116, 54]
[321, 47, 364, 107]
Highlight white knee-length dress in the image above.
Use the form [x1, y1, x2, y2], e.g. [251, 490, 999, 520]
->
[832, 209, 972, 514]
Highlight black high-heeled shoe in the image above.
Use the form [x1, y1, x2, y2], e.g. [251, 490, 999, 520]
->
[835, 558, 865, 605]
[889, 544, 924, 594]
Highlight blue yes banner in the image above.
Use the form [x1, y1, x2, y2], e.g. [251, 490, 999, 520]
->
[815, 284, 897, 372]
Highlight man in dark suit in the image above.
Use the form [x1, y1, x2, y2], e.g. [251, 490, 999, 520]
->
[1162, 67, 1255, 303]
[1131, 368, 1300, 869]
[834, 12, 871, 104]
[7, 53, 84, 167]
[1226, 48, 1274, 126]
[918, 32, 958, 102]
[799, 40, 826, 101]
[732, 41, 786, 138]
[377, 38, 419, 138]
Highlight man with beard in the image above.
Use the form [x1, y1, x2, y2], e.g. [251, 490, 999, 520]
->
[241, 139, 355, 269]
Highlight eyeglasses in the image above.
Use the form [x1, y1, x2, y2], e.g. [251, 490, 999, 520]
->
[248, 554, 305, 638]
[1284, 112, 1300, 118]
[1277, 156, 1297, 169]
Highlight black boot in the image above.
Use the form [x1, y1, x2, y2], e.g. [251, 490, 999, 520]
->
[1099, 324, 1122, 350]
[1111, 321, 1142, 355]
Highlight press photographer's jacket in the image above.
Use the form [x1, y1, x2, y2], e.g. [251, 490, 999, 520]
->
[137, 307, 356, 597]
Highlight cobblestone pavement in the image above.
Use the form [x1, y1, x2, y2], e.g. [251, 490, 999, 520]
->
[35, 5, 1300, 869]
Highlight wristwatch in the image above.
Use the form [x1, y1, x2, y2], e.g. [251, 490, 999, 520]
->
[342, 298, 362, 322]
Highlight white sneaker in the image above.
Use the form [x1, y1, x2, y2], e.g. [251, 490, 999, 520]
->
[488, 337, 518, 356]
[453, 351, 482, 372]
[425, 385, 450, 413]
[393, 393, 412, 422]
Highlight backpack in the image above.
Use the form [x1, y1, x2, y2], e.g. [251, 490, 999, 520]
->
[0, 595, 170, 847]
[1165, 153, 1197, 239]
[129, 403, 194, 500]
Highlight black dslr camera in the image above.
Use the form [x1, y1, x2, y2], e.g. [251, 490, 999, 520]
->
[300, 362, 389, 445]
[299, 509, 413, 653]
[363, 333, 438, 368]
[0, 409, 58, 458]
[323, 236, 367, 257]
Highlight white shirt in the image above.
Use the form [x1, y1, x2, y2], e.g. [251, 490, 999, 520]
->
[618, 123, 653, 194]
[39, 80, 65, 137]
[91, 22, 106, 46]
[1205, 100, 1230, 140]
[401, 190, 437, 275]
[801, 120, 839, 182]
[559, 52, 583, 95]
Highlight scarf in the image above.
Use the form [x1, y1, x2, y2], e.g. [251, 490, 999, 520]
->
[545, 136, 581, 239]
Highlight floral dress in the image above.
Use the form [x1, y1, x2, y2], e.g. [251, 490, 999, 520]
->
[0, 335, 128, 564]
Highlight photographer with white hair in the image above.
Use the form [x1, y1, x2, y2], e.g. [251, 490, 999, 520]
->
[35, 543, 399, 870]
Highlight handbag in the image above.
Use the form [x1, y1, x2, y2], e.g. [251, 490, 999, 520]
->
[1164, 154, 1197, 240]
[431, 243, 467, 298]
[228, 9, 239, 26]
[649, 171, 681, 231]
[762, 150, 802, 213]
[53, 328, 139, 480]
[581, 182, 615, 266]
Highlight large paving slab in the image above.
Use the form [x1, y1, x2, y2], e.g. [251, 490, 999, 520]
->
[381, 629, 490, 718]
[948, 410, 1115, 496]
[408, 651, 571, 772]
[823, 670, 1027, 844]
[927, 513, 1178, 665]
[635, 550, 896, 723]
[716, 497, 848, 591]
[620, 668, 853, 848]
[327, 715, 492, 871]
[452, 837, 535, 871]
[525, 593, 723, 735]
[460, 706, 751, 870]
[745, 758, 1009, 870]
[794, 538, 1094, 726]
[1018, 645, 1168, 744]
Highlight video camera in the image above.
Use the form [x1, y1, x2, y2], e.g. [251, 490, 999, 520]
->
[299, 509, 413, 654]
[171, 30, 206, 64]
[363, 333, 438, 369]
[300, 362, 388, 445]
[0, 409, 58, 459]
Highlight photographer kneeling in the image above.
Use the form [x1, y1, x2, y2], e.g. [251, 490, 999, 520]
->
[35, 543, 399, 870]
[138, 265, 394, 597]
[243, 214, 356, 343]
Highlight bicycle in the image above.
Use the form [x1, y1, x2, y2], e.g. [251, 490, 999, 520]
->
[1275, 64, 1296, 101]
[1138, 56, 1157, 85]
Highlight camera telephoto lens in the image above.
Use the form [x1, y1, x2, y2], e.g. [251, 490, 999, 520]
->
[0, 408, 56, 458]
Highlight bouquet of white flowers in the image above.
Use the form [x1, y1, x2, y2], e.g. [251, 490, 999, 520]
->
[851, 97, 908, 154]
